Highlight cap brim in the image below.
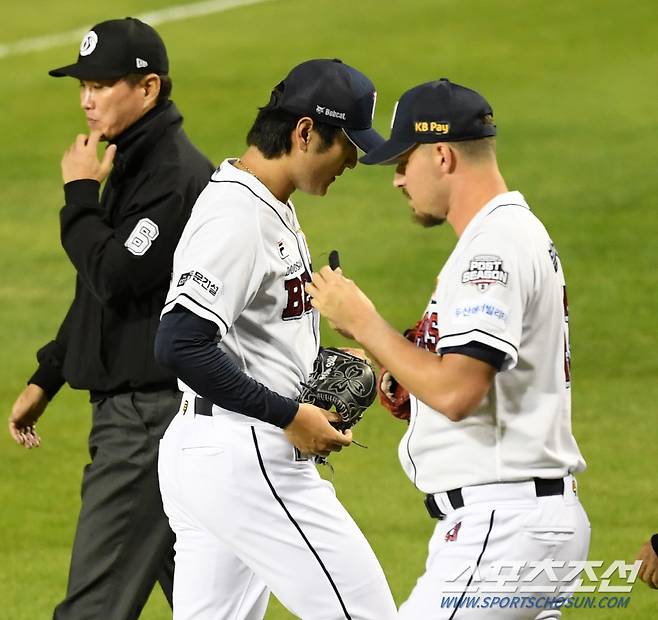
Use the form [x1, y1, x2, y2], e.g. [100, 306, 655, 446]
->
[359, 139, 417, 165]
[48, 63, 127, 80]
[343, 127, 385, 154]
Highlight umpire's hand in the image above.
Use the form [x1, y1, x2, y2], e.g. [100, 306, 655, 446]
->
[284, 403, 352, 458]
[8, 384, 48, 449]
[61, 130, 117, 184]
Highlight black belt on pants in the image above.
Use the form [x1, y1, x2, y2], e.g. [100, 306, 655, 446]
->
[194, 396, 214, 416]
[424, 478, 565, 520]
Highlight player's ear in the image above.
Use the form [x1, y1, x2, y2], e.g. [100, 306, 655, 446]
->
[434, 143, 456, 174]
[140, 74, 161, 108]
[294, 117, 313, 152]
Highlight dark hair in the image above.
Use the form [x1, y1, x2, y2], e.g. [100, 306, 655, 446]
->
[124, 73, 173, 102]
[246, 107, 341, 159]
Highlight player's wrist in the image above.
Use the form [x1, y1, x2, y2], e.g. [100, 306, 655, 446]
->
[351, 308, 385, 349]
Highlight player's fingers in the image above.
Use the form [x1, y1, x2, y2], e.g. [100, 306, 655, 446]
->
[8, 420, 25, 444]
[305, 280, 318, 298]
[334, 428, 352, 446]
[100, 144, 117, 175]
[319, 265, 338, 279]
[88, 129, 103, 147]
[320, 409, 341, 425]
[310, 270, 327, 287]
[75, 134, 88, 148]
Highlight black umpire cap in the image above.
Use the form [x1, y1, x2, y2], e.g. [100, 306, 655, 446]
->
[361, 78, 496, 165]
[264, 58, 384, 154]
[49, 17, 168, 80]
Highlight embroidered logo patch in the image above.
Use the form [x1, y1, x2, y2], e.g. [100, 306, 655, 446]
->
[453, 297, 509, 330]
[462, 255, 509, 292]
[445, 521, 462, 542]
[278, 240, 290, 261]
[176, 268, 222, 302]
[79, 31, 98, 56]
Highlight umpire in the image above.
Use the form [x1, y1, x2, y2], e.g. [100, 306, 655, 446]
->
[8, 17, 214, 620]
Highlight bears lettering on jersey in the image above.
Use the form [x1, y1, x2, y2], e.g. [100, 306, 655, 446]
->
[416, 310, 440, 351]
[282, 271, 313, 320]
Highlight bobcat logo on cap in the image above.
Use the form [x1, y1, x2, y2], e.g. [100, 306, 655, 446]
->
[79, 31, 98, 57]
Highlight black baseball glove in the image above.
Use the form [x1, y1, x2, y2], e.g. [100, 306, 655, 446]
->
[299, 347, 377, 430]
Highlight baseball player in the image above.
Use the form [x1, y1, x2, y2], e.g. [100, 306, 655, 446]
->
[307, 79, 591, 618]
[154, 59, 397, 619]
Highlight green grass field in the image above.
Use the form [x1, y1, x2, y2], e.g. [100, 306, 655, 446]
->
[1, 0, 657, 618]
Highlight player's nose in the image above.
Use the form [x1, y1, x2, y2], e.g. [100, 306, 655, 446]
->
[393, 169, 406, 188]
[80, 88, 94, 110]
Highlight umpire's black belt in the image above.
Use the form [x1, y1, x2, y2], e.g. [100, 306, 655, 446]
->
[424, 478, 565, 520]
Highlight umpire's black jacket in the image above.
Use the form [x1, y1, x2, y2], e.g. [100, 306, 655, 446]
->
[30, 100, 214, 399]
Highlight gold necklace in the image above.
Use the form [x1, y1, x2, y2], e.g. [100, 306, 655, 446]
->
[235, 158, 260, 180]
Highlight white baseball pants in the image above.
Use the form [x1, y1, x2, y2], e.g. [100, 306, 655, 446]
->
[158, 399, 397, 620]
[399, 477, 591, 619]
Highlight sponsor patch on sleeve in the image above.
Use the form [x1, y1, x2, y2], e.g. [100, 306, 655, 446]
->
[453, 297, 509, 330]
[461, 255, 509, 292]
[176, 268, 222, 303]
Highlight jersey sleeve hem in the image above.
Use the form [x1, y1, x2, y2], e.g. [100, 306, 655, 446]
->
[161, 293, 229, 337]
[438, 329, 518, 370]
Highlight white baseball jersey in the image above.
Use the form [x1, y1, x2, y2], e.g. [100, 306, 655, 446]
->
[400, 191, 586, 493]
[162, 158, 319, 409]
[158, 159, 397, 619]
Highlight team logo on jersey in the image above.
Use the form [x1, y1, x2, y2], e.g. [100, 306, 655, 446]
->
[462, 255, 509, 292]
[416, 309, 440, 351]
[79, 31, 98, 56]
[278, 240, 290, 261]
[177, 269, 222, 302]
[445, 521, 461, 542]
[282, 270, 313, 320]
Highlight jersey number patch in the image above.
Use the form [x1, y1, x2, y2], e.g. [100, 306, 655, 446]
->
[125, 218, 159, 256]
[282, 272, 312, 320]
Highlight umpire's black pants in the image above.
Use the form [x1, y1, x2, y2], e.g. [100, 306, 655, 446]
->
[53, 389, 181, 620]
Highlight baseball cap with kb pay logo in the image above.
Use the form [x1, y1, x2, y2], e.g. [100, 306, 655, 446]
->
[360, 78, 496, 164]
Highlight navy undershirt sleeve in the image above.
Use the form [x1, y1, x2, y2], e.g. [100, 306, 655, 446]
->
[154, 305, 298, 427]
[440, 340, 506, 371]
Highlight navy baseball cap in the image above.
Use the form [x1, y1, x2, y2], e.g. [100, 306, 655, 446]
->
[360, 78, 496, 165]
[49, 17, 168, 80]
[264, 58, 384, 153]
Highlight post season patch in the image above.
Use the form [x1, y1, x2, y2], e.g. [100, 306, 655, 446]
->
[176, 268, 222, 303]
[462, 255, 509, 292]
